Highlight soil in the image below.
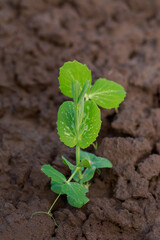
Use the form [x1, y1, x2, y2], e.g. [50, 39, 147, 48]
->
[0, 0, 160, 239]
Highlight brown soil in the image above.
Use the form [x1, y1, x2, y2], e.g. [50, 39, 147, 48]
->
[0, 0, 160, 239]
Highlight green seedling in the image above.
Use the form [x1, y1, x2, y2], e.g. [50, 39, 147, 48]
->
[31, 60, 126, 223]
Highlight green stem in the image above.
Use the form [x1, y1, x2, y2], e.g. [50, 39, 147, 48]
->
[76, 145, 80, 165]
[31, 211, 58, 226]
[76, 145, 82, 179]
[48, 193, 61, 215]
[31, 211, 51, 218]
[67, 166, 79, 182]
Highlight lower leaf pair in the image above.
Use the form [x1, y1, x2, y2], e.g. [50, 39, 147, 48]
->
[41, 150, 112, 208]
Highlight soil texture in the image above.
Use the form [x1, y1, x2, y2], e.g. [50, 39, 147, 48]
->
[0, 0, 160, 239]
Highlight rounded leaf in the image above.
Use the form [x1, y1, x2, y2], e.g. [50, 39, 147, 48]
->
[89, 78, 126, 109]
[57, 101, 77, 147]
[59, 60, 92, 98]
[79, 101, 101, 149]
[57, 101, 101, 149]
[62, 182, 87, 205]
[67, 195, 89, 208]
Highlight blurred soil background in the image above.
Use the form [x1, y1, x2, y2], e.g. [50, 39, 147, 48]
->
[0, 0, 160, 239]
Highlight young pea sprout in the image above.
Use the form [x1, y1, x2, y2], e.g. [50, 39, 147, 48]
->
[31, 60, 126, 223]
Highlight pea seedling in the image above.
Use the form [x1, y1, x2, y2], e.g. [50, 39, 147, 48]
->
[32, 60, 126, 223]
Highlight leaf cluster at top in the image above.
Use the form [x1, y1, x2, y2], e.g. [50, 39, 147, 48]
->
[57, 60, 126, 149]
[59, 60, 126, 109]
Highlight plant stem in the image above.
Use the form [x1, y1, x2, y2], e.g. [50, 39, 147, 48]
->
[67, 166, 79, 182]
[48, 193, 61, 215]
[76, 145, 82, 179]
[31, 210, 58, 226]
[76, 145, 80, 165]
[31, 211, 51, 218]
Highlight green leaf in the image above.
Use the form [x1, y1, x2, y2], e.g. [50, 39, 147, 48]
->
[79, 101, 101, 149]
[89, 78, 126, 109]
[78, 159, 91, 168]
[80, 151, 92, 161]
[67, 195, 89, 208]
[62, 182, 86, 198]
[80, 167, 96, 183]
[62, 156, 76, 170]
[57, 101, 76, 148]
[59, 60, 92, 98]
[72, 80, 81, 105]
[57, 101, 101, 149]
[80, 151, 112, 169]
[83, 184, 89, 193]
[77, 81, 89, 105]
[41, 165, 66, 183]
[62, 182, 87, 204]
[76, 81, 90, 128]
[92, 156, 112, 169]
[77, 96, 84, 128]
[51, 182, 64, 194]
